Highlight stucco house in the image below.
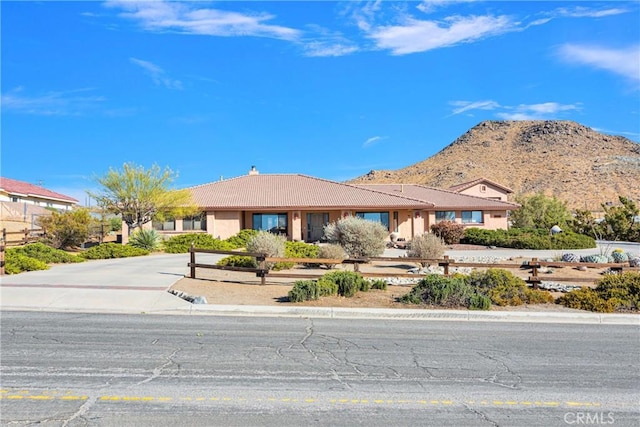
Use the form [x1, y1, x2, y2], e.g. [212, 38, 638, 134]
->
[151, 170, 519, 242]
[448, 177, 513, 202]
[0, 177, 78, 210]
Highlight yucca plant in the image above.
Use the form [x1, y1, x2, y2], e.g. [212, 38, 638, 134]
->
[129, 229, 161, 252]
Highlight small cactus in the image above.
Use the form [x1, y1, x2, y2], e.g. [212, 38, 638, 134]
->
[611, 252, 629, 263]
[580, 254, 608, 263]
[629, 256, 640, 267]
[561, 253, 580, 263]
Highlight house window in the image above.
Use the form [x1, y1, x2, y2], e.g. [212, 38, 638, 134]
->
[356, 212, 390, 230]
[480, 185, 487, 192]
[462, 211, 483, 224]
[153, 219, 176, 231]
[436, 211, 456, 222]
[393, 211, 399, 233]
[253, 213, 288, 235]
[183, 214, 206, 231]
[11, 197, 18, 202]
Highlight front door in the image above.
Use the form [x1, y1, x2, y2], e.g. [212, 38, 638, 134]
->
[307, 213, 329, 242]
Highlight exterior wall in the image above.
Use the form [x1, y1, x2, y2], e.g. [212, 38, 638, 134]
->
[430, 209, 510, 230]
[458, 184, 510, 201]
[210, 211, 242, 239]
[0, 193, 74, 210]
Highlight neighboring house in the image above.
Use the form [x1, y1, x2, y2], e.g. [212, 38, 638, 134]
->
[0, 177, 78, 210]
[448, 177, 513, 202]
[156, 170, 519, 242]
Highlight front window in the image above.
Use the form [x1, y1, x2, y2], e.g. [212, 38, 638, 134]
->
[436, 211, 456, 222]
[462, 210, 483, 224]
[183, 214, 207, 231]
[153, 219, 175, 231]
[253, 213, 288, 235]
[356, 212, 390, 230]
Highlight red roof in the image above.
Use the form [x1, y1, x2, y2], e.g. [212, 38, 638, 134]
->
[0, 177, 78, 203]
[188, 174, 518, 211]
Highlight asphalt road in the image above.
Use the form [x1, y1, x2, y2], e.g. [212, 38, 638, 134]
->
[1, 312, 638, 426]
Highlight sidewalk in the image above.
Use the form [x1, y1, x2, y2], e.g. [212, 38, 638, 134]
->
[1, 245, 638, 325]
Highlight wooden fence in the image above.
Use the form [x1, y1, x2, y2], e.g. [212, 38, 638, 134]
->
[0, 228, 46, 275]
[187, 247, 638, 287]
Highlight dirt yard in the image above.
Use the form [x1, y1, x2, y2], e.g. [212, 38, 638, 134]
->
[169, 254, 606, 312]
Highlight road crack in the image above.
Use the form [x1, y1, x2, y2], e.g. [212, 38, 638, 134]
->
[136, 347, 182, 386]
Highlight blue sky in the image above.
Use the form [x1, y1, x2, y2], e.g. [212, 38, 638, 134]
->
[2, 1, 639, 205]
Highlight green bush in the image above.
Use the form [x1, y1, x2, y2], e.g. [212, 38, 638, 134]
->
[11, 243, 83, 264]
[225, 229, 259, 249]
[557, 272, 640, 312]
[78, 243, 149, 260]
[288, 278, 339, 302]
[321, 271, 369, 297]
[369, 279, 388, 290]
[467, 269, 553, 306]
[38, 208, 92, 249]
[275, 241, 320, 270]
[246, 231, 286, 270]
[400, 274, 491, 310]
[128, 229, 161, 252]
[163, 233, 234, 253]
[430, 221, 465, 245]
[311, 244, 347, 269]
[323, 216, 387, 258]
[462, 228, 596, 250]
[217, 255, 256, 268]
[4, 251, 50, 274]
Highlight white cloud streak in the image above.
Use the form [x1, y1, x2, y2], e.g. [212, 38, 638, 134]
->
[558, 44, 640, 83]
[1, 87, 105, 116]
[105, 0, 301, 41]
[449, 100, 581, 120]
[449, 100, 500, 115]
[363, 135, 387, 147]
[130, 58, 183, 89]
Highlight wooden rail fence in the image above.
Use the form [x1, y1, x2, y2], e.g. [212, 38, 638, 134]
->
[187, 247, 638, 287]
[0, 227, 46, 275]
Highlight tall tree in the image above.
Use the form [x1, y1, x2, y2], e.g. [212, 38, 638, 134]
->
[90, 163, 197, 235]
[510, 193, 572, 230]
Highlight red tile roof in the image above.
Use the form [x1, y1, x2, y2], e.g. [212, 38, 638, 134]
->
[188, 174, 518, 211]
[0, 177, 78, 203]
[354, 184, 519, 210]
[448, 177, 514, 193]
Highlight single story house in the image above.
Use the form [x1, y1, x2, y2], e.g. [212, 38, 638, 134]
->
[0, 177, 78, 210]
[448, 177, 514, 202]
[149, 169, 519, 242]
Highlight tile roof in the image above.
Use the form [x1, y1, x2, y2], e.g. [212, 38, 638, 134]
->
[188, 174, 518, 211]
[0, 177, 78, 203]
[353, 184, 520, 210]
[448, 177, 514, 193]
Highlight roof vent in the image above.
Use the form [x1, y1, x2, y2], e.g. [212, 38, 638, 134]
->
[249, 165, 259, 175]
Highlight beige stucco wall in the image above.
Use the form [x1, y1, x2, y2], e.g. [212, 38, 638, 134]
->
[210, 211, 242, 239]
[458, 184, 509, 201]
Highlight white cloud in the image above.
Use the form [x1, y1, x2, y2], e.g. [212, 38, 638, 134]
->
[363, 135, 387, 147]
[417, 0, 478, 14]
[105, 0, 301, 41]
[449, 99, 581, 120]
[304, 42, 359, 57]
[1, 87, 105, 116]
[130, 58, 183, 89]
[558, 44, 640, 83]
[554, 7, 629, 19]
[449, 100, 500, 115]
[368, 14, 515, 55]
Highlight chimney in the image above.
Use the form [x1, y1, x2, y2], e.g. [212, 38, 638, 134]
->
[248, 165, 259, 175]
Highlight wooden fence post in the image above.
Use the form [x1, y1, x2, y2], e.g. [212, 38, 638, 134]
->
[443, 255, 450, 276]
[259, 256, 267, 285]
[189, 243, 196, 279]
[530, 257, 539, 289]
[0, 228, 5, 276]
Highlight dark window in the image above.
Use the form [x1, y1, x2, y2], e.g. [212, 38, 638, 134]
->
[462, 211, 483, 224]
[436, 211, 456, 222]
[153, 219, 175, 231]
[356, 212, 390, 230]
[253, 213, 288, 235]
[183, 214, 206, 231]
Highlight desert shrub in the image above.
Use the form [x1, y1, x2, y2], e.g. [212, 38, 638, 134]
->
[321, 270, 369, 297]
[4, 250, 50, 274]
[38, 208, 92, 249]
[276, 241, 320, 270]
[128, 229, 161, 252]
[407, 233, 446, 266]
[430, 221, 465, 245]
[225, 229, 259, 249]
[217, 255, 256, 268]
[591, 272, 640, 311]
[163, 233, 234, 253]
[309, 244, 347, 269]
[288, 278, 339, 302]
[556, 288, 615, 313]
[462, 228, 595, 250]
[11, 243, 83, 264]
[466, 269, 553, 306]
[369, 279, 388, 290]
[246, 231, 286, 270]
[400, 274, 491, 310]
[323, 216, 387, 258]
[78, 243, 149, 260]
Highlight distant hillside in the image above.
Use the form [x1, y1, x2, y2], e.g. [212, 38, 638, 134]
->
[349, 120, 640, 211]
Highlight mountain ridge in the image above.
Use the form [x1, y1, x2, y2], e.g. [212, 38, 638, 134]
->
[349, 120, 640, 211]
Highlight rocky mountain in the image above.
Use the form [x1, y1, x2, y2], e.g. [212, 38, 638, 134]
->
[349, 120, 640, 211]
